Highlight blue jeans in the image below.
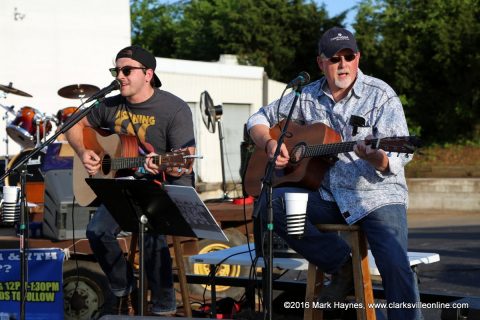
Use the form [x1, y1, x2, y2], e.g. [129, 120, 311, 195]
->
[257, 187, 422, 320]
[86, 174, 194, 312]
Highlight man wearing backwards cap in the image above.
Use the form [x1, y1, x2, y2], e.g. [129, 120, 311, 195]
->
[66, 45, 195, 316]
[247, 27, 421, 319]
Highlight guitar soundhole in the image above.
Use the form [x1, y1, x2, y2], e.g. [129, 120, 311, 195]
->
[290, 143, 306, 164]
[102, 154, 111, 175]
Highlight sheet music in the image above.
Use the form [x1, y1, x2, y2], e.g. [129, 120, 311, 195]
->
[85, 178, 228, 241]
[164, 185, 228, 242]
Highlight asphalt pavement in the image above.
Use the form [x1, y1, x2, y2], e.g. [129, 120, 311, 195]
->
[406, 210, 480, 320]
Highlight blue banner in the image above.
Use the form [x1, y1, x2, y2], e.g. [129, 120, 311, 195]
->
[0, 248, 65, 320]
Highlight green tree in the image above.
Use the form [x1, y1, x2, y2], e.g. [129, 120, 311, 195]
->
[131, 0, 345, 82]
[130, 0, 181, 57]
[354, 0, 480, 143]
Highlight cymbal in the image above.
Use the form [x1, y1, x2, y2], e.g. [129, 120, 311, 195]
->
[58, 84, 100, 99]
[0, 82, 32, 97]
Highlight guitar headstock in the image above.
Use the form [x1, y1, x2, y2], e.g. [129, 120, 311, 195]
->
[161, 148, 192, 168]
[369, 136, 422, 154]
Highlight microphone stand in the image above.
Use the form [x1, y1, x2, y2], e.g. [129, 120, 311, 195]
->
[253, 84, 303, 320]
[0, 98, 102, 320]
[18, 163, 27, 319]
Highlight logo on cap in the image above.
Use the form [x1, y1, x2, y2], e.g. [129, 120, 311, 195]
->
[331, 33, 350, 41]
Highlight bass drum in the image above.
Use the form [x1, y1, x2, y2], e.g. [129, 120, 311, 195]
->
[5, 149, 45, 204]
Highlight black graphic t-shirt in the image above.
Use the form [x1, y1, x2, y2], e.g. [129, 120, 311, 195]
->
[87, 88, 195, 155]
[87, 88, 195, 185]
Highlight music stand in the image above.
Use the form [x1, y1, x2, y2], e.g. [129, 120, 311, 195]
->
[85, 178, 227, 315]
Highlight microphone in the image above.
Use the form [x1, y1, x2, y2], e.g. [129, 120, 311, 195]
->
[85, 80, 121, 103]
[286, 71, 310, 89]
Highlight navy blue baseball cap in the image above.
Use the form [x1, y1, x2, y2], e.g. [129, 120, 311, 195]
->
[318, 27, 358, 58]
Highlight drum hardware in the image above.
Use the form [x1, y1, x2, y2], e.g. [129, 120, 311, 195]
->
[45, 114, 59, 126]
[0, 82, 33, 97]
[34, 115, 54, 148]
[0, 103, 16, 116]
[1, 103, 16, 167]
[35, 117, 42, 148]
[57, 84, 100, 100]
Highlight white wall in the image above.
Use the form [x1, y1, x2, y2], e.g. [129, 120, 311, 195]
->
[155, 58, 287, 184]
[0, 0, 131, 156]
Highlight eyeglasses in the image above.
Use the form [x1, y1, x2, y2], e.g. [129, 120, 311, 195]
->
[109, 66, 146, 77]
[328, 53, 357, 64]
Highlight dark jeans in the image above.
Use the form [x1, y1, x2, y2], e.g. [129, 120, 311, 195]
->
[257, 186, 423, 320]
[86, 174, 194, 312]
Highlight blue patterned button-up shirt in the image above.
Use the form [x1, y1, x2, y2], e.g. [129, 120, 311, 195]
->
[247, 70, 412, 224]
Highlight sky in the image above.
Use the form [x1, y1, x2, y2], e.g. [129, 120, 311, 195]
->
[316, 0, 358, 29]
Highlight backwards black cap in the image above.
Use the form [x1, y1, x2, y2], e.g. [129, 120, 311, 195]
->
[116, 45, 162, 87]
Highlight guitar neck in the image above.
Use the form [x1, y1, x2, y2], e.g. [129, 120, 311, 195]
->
[109, 156, 160, 170]
[304, 140, 358, 157]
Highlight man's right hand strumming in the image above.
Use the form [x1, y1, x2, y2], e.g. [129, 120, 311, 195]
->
[264, 138, 290, 169]
[80, 149, 101, 176]
[250, 124, 290, 169]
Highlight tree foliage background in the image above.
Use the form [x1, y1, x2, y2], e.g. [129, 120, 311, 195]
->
[131, 0, 345, 81]
[131, 0, 480, 145]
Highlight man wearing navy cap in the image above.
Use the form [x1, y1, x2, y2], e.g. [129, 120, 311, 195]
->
[247, 27, 421, 319]
[66, 45, 195, 317]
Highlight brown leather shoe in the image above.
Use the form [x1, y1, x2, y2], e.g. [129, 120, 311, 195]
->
[317, 256, 354, 303]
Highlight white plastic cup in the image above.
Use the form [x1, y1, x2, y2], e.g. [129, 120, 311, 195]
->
[284, 192, 308, 237]
[1, 186, 20, 224]
[2, 186, 20, 203]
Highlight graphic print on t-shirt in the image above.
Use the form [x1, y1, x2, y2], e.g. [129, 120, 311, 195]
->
[114, 109, 155, 153]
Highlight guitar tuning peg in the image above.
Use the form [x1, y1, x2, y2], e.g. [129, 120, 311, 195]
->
[405, 154, 410, 158]
[388, 151, 392, 157]
[397, 153, 400, 157]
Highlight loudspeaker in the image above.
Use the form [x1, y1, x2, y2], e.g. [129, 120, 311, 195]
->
[42, 169, 97, 240]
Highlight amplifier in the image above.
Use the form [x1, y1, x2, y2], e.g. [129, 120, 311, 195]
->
[42, 169, 97, 240]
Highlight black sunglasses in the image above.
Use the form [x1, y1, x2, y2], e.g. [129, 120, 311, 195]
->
[109, 66, 146, 77]
[328, 53, 357, 64]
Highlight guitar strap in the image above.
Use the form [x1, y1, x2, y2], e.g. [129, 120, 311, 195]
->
[124, 103, 149, 154]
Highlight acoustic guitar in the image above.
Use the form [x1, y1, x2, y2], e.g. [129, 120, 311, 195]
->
[243, 120, 421, 197]
[73, 127, 191, 206]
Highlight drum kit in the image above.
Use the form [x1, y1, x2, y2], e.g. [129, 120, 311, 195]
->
[0, 82, 99, 224]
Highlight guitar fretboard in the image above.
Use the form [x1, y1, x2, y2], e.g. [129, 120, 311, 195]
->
[112, 156, 152, 170]
[303, 137, 414, 158]
[305, 140, 366, 157]
[103, 156, 161, 170]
